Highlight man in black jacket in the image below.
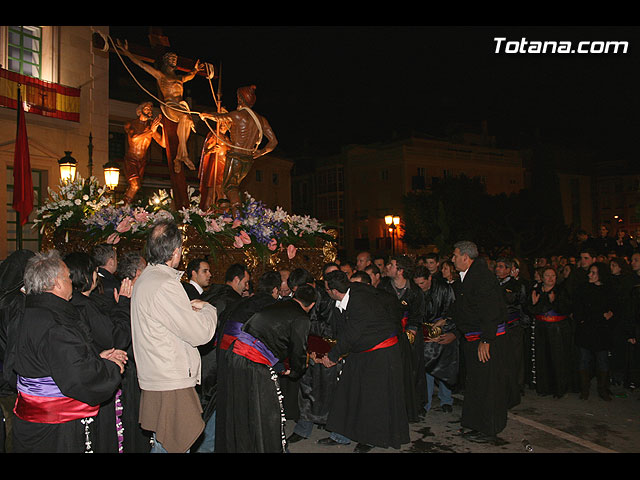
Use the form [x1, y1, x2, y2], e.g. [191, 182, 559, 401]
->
[413, 265, 457, 414]
[91, 244, 119, 308]
[182, 258, 211, 300]
[450, 241, 509, 441]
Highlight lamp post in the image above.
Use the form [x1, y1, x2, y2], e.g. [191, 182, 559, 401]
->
[58, 151, 77, 183]
[385, 214, 401, 255]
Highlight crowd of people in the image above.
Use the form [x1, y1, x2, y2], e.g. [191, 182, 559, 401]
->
[0, 220, 639, 453]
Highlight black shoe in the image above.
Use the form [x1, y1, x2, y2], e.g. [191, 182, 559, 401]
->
[441, 404, 453, 413]
[461, 429, 496, 444]
[287, 433, 306, 444]
[317, 437, 343, 446]
[354, 443, 373, 453]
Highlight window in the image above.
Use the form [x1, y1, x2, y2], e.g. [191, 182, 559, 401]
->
[109, 132, 126, 162]
[272, 172, 279, 185]
[255, 169, 263, 182]
[6, 167, 43, 254]
[7, 26, 42, 78]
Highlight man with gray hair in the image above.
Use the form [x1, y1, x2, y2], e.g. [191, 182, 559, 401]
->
[11, 250, 125, 452]
[131, 220, 217, 453]
[450, 241, 509, 442]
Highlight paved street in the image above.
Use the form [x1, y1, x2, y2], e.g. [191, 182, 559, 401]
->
[285, 381, 640, 454]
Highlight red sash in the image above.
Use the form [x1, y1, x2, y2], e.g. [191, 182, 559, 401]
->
[14, 391, 99, 424]
[363, 335, 398, 353]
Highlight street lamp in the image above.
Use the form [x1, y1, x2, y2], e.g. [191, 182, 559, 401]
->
[385, 214, 401, 255]
[58, 151, 77, 183]
[103, 160, 121, 190]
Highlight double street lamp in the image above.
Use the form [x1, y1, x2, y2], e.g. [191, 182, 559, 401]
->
[385, 214, 400, 255]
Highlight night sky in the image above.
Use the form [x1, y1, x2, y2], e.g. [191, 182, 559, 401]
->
[108, 25, 640, 162]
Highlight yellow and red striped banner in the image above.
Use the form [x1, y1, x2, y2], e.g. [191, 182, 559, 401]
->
[0, 67, 80, 122]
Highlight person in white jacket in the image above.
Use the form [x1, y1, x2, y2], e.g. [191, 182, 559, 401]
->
[131, 219, 217, 453]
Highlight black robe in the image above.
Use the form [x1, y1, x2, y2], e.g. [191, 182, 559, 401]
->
[198, 284, 242, 423]
[211, 291, 278, 452]
[378, 276, 425, 422]
[525, 282, 573, 397]
[70, 292, 128, 453]
[11, 293, 122, 453]
[296, 286, 343, 428]
[326, 283, 409, 449]
[450, 259, 509, 437]
[110, 295, 151, 453]
[0, 250, 34, 453]
[217, 299, 310, 453]
[499, 275, 527, 408]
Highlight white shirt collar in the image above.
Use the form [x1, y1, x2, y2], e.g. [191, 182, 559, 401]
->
[190, 280, 204, 295]
[336, 287, 351, 312]
[459, 269, 469, 282]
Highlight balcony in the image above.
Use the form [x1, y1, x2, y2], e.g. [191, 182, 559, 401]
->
[0, 67, 80, 122]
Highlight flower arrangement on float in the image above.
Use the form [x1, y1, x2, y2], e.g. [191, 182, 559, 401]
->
[35, 177, 333, 261]
[33, 176, 111, 232]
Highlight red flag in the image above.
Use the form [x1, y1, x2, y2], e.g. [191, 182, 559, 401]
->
[12, 86, 33, 225]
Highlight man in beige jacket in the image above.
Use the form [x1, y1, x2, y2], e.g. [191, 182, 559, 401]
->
[131, 219, 217, 453]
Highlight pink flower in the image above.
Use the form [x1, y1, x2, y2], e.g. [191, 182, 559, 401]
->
[116, 217, 134, 233]
[208, 219, 222, 232]
[287, 244, 297, 259]
[232, 218, 242, 229]
[133, 209, 149, 223]
[267, 238, 278, 251]
[106, 233, 121, 244]
[233, 231, 252, 248]
[239, 231, 251, 245]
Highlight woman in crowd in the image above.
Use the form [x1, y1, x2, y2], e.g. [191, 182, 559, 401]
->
[526, 266, 573, 398]
[64, 251, 132, 452]
[573, 262, 615, 401]
[439, 260, 459, 285]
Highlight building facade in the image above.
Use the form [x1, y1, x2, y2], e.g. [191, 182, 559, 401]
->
[0, 25, 110, 259]
[293, 134, 526, 259]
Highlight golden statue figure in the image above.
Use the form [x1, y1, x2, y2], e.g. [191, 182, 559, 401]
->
[122, 102, 165, 205]
[116, 40, 204, 174]
[199, 85, 278, 214]
[198, 107, 231, 211]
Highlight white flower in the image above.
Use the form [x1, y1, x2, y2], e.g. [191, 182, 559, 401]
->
[74, 199, 82, 205]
